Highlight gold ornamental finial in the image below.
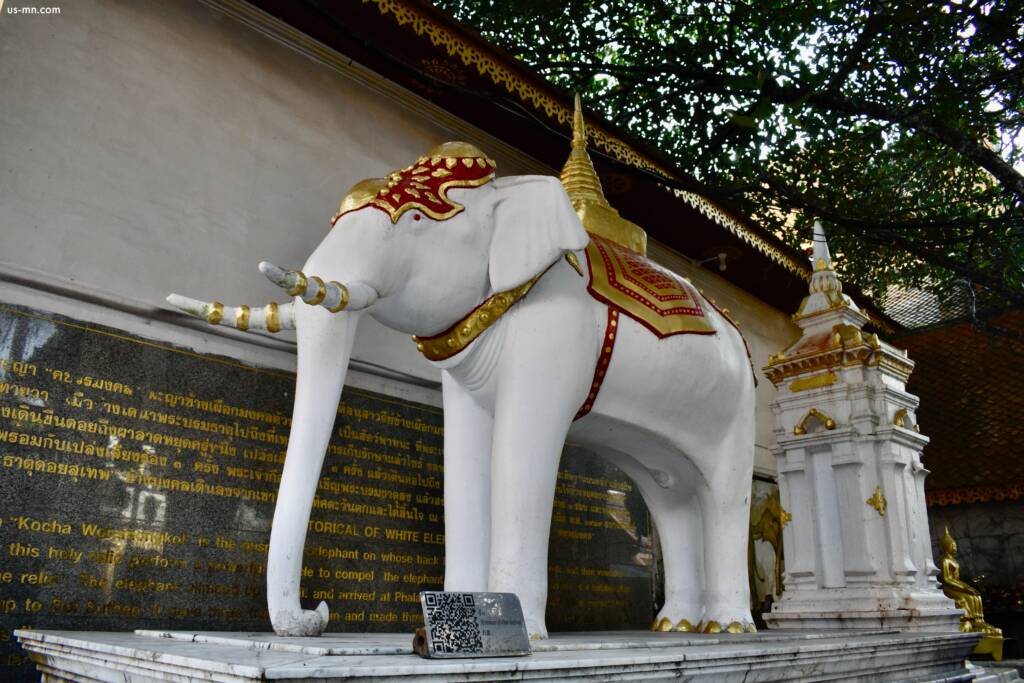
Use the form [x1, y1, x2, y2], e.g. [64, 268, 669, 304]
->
[793, 221, 857, 320]
[560, 94, 610, 209]
[559, 94, 648, 255]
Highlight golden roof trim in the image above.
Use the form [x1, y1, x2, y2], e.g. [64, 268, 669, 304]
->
[367, 0, 809, 279]
[927, 482, 1024, 507]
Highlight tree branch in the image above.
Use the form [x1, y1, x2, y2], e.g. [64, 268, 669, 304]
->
[758, 175, 1024, 305]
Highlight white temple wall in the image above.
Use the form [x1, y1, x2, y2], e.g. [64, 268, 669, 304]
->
[0, 0, 797, 474]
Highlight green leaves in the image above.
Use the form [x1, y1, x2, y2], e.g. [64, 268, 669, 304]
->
[432, 0, 1024, 308]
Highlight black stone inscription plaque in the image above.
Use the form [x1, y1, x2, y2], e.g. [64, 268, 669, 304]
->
[0, 303, 652, 681]
[547, 446, 654, 630]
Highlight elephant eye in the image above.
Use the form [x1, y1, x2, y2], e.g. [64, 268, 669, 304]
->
[413, 213, 422, 221]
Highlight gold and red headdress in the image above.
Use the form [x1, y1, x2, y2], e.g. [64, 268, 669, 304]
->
[332, 142, 496, 225]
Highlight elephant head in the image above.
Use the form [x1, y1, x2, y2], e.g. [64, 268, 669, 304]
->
[168, 141, 588, 635]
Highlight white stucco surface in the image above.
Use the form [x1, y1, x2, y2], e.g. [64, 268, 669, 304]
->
[0, 0, 797, 475]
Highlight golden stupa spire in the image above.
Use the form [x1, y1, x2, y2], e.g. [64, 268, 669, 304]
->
[793, 221, 857, 319]
[560, 94, 610, 208]
[559, 94, 647, 255]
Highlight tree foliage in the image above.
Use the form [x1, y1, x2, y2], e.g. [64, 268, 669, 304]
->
[432, 0, 1024, 309]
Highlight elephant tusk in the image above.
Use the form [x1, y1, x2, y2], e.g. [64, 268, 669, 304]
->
[166, 293, 296, 332]
[259, 261, 378, 312]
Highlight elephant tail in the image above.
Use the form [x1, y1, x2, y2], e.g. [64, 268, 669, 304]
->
[166, 293, 296, 333]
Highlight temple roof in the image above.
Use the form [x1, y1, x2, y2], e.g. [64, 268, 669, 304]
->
[236, 0, 894, 330]
[894, 310, 1024, 506]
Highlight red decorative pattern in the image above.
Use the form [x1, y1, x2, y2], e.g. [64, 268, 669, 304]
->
[575, 308, 619, 421]
[334, 154, 495, 225]
[585, 234, 715, 338]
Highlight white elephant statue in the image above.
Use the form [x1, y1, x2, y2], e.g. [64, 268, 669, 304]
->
[168, 141, 756, 639]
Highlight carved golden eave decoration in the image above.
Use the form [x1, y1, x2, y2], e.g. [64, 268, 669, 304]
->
[763, 324, 911, 387]
[780, 507, 793, 527]
[560, 94, 648, 255]
[364, 0, 826, 281]
[927, 482, 1024, 507]
[867, 486, 887, 517]
[793, 408, 836, 435]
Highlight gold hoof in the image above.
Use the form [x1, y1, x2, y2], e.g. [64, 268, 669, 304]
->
[746, 623, 758, 633]
[653, 617, 673, 632]
[675, 619, 696, 633]
[702, 620, 722, 634]
[725, 621, 744, 634]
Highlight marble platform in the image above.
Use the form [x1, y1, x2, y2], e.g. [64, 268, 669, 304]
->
[15, 627, 1013, 682]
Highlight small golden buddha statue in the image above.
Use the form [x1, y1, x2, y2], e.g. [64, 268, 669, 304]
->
[939, 527, 1001, 637]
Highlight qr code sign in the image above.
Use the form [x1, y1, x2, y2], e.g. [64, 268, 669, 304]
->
[424, 592, 483, 654]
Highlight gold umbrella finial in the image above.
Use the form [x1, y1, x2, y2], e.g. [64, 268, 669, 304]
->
[559, 93, 648, 254]
[572, 93, 587, 146]
[560, 94, 610, 209]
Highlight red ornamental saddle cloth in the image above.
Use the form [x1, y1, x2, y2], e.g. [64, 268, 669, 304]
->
[584, 234, 716, 337]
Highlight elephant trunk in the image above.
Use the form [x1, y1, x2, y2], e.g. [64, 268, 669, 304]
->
[166, 294, 295, 333]
[266, 303, 360, 636]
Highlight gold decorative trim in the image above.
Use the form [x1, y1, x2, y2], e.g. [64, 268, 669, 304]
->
[235, 304, 251, 332]
[333, 142, 496, 224]
[780, 507, 793, 527]
[308, 277, 327, 306]
[286, 272, 308, 297]
[207, 301, 224, 325]
[926, 482, 1024, 507]
[413, 272, 543, 361]
[265, 302, 281, 333]
[652, 617, 673, 632]
[366, 0, 810, 280]
[327, 282, 350, 313]
[565, 252, 583, 276]
[675, 619, 697, 633]
[560, 93, 648, 255]
[793, 408, 836, 435]
[764, 324, 911, 387]
[867, 486, 887, 516]
[789, 371, 837, 392]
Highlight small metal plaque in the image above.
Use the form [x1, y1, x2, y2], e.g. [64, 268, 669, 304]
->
[417, 591, 531, 658]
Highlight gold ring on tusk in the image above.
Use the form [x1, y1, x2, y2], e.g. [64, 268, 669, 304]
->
[207, 301, 224, 325]
[308, 277, 327, 305]
[265, 302, 280, 333]
[327, 282, 349, 312]
[286, 272, 308, 297]
[236, 305, 250, 331]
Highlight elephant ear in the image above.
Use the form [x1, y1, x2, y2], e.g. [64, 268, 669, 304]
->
[488, 175, 589, 292]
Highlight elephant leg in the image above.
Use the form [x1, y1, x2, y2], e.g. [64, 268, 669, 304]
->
[697, 432, 756, 631]
[646, 488, 705, 630]
[267, 307, 360, 636]
[609, 457, 704, 630]
[441, 371, 493, 591]
[487, 367, 585, 638]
